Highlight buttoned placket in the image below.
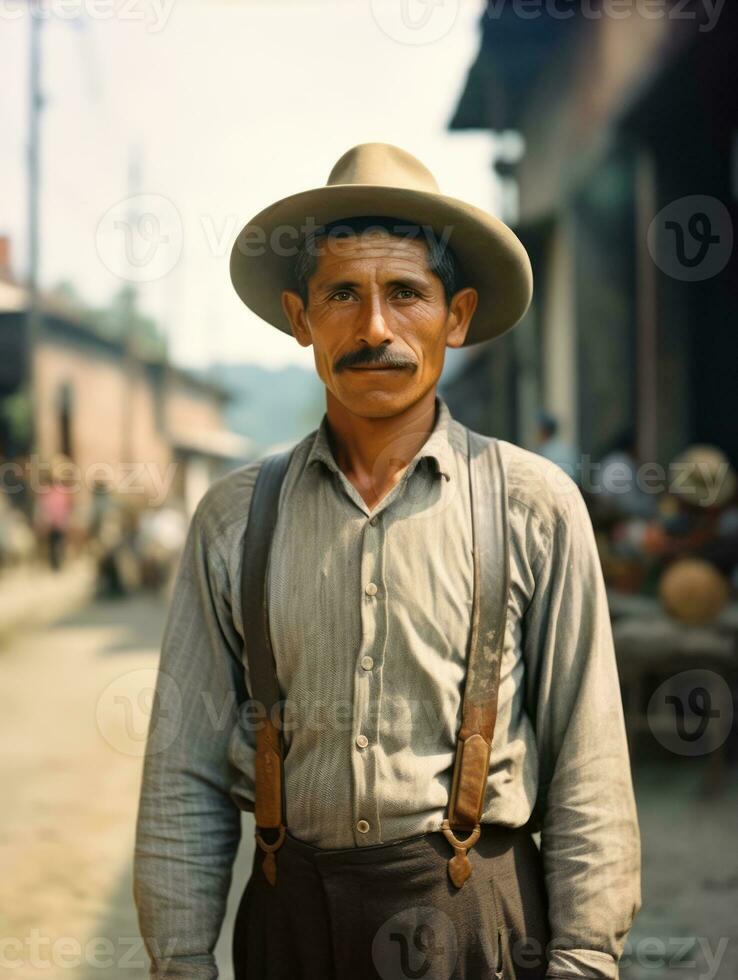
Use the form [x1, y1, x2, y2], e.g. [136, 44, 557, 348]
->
[328, 460, 430, 846]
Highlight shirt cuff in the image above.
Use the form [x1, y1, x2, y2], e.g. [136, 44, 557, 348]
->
[148, 953, 218, 980]
[546, 948, 619, 979]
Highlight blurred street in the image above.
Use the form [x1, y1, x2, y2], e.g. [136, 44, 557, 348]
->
[625, 763, 738, 980]
[0, 590, 253, 980]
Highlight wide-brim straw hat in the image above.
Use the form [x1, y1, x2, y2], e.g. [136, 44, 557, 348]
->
[230, 142, 532, 346]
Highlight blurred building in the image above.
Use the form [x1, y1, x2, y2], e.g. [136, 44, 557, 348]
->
[445, 0, 738, 470]
[0, 239, 253, 516]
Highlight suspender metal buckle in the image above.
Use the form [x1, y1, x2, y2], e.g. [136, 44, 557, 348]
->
[441, 818, 481, 887]
[255, 824, 286, 886]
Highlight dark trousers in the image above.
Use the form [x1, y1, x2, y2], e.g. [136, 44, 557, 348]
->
[232, 823, 550, 980]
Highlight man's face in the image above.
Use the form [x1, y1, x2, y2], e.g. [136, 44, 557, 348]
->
[281, 231, 477, 419]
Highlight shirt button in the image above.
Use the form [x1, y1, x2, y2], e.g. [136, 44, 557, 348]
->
[369, 516, 378, 526]
[355, 734, 369, 749]
[360, 655, 374, 671]
[356, 819, 370, 834]
[365, 582, 378, 596]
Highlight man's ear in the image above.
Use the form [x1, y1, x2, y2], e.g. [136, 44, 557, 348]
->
[281, 290, 312, 347]
[445, 287, 478, 349]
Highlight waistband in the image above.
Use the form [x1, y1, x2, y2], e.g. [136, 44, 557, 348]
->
[281, 821, 527, 867]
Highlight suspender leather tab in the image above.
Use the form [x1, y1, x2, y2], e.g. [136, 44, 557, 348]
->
[253, 717, 283, 830]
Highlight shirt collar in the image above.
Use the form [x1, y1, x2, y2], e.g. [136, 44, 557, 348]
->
[306, 397, 456, 482]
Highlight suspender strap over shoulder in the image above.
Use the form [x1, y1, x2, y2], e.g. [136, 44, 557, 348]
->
[443, 430, 510, 887]
[240, 449, 294, 884]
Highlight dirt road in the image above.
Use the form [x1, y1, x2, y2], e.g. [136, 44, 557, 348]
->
[0, 593, 252, 980]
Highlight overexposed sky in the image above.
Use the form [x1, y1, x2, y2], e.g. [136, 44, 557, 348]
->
[2, 0, 498, 370]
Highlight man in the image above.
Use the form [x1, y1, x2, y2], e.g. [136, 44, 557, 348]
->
[133, 143, 641, 980]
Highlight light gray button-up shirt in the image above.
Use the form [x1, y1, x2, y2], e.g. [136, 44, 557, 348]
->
[133, 398, 641, 980]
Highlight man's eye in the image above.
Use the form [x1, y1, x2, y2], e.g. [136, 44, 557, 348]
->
[331, 290, 354, 302]
[395, 288, 417, 300]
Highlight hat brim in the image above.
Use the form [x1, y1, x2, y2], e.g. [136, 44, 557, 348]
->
[229, 184, 533, 346]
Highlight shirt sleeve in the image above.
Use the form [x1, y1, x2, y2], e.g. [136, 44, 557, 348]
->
[132, 498, 249, 980]
[522, 481, 642, 980]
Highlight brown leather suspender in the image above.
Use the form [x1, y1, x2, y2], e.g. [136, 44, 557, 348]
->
[240, 448, 294, 885]
[239, 429, 509, 887]
[442, 430, 510, 885]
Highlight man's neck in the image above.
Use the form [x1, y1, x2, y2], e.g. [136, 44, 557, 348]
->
[324, 389, 438, 510]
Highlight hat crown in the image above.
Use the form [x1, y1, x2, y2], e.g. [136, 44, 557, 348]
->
[326, 142, 440, 194]
[231, 142, 533, 345]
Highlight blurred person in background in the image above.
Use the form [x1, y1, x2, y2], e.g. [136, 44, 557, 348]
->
[535, 409, 579, 482]
[645, 444, 738, 584]
[594, 428, 658, 523]
[136, 503, 187, 594]
[93, 496, 142, 598]
[589, 429, 660, 593]
[88, 477, 115, 543]
[133, 143, 640, 980]
[87, 478, 187, 598]
[34, 455, 75, 571]
[0, 483, 35, 569]
[85, 477, 131, 597]
[599, 442, 738, 599]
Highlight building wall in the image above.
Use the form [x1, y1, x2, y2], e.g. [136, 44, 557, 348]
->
[573, 149, 638, 459]
[441, 334, 517, 440]
[164, 375, 224, 441]
[515, 12, 683, 224]
[33, 340, 172, 505]
[32, 335, 227, 508]
[509, 10, 736, 466]
[448, 3, 737, 467]
[540, 217, 578, 451]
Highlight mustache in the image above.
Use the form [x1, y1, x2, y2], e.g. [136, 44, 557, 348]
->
[334, 346, 417, 372]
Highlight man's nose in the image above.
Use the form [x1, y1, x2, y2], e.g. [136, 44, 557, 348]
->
[355, 295, 394, 346]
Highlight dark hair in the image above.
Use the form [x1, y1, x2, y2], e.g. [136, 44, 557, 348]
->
[292, 215, 460, 306]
